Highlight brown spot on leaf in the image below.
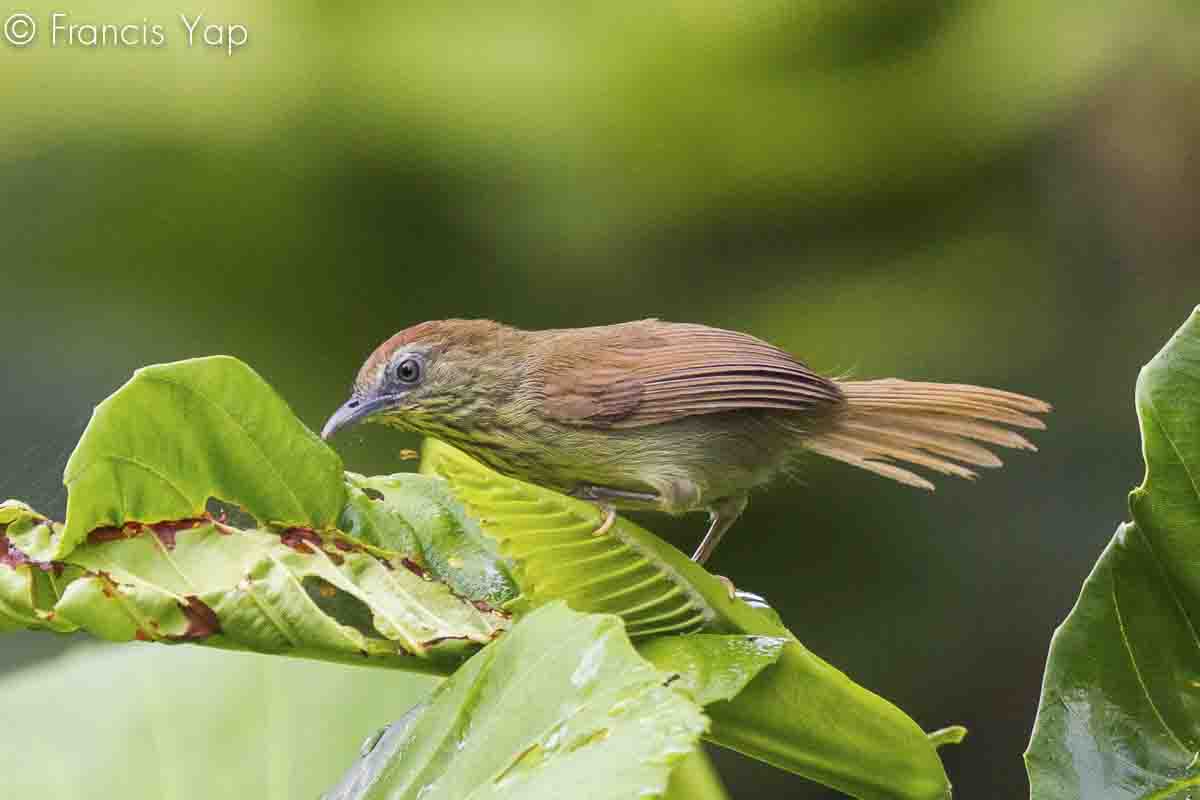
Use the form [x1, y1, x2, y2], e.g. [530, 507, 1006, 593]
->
[88, 526, 131, 545]
[0, 535, 27, 568]
[150, 518, 205, 549]
[280, 527, 323, 554]
[401, 558, 428, 578]
[174, 596, 220, 640]
[135, 628, 151, 641]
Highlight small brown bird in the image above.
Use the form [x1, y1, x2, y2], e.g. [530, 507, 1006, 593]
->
[322, 319, 1049, 565]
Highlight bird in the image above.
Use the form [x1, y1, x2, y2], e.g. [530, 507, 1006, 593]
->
[322, 319, 1049, 565]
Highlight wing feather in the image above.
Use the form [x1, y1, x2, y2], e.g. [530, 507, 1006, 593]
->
[537, 320, 842, 428]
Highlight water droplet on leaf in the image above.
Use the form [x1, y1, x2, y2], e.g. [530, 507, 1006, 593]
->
[360, 726, 386, 756]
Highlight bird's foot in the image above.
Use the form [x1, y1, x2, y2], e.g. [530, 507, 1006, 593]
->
[713, 575, 772, 609]
[592, 504, 616, 536]
[733, 588, 772, 610]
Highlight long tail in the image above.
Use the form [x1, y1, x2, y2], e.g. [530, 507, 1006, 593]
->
[804, 379, 1051, 490]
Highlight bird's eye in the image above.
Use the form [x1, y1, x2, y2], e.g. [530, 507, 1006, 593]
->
[394, 357, 423, 384]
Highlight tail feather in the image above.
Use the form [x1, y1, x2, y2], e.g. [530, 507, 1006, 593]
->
[806, 379, 1050, 490]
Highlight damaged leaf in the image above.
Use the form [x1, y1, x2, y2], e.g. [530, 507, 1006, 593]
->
[34, 356, 347, 561]
[0, 358, 508, 669]
[341, 472, 518, 608]
[323, 603, 708, 800]
[0, 502, 77, 634]
[3, 503, 506, 670]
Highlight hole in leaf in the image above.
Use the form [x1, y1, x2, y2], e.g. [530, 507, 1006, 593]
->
[205, 498, 258, 530]
[302, 577, 380, 639]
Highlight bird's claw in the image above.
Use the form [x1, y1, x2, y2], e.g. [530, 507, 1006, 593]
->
[714, 576, 772, 609]
[734, 589, 772, 610]
[592, 505, 616, 536]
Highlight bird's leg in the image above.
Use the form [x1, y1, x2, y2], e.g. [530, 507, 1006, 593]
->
[691, 494, 750, 599]
[571, 485, 662, 536]
[691, 494, 748, 565]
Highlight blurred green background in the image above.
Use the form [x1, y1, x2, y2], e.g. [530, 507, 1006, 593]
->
[1, 0, 1197, 796]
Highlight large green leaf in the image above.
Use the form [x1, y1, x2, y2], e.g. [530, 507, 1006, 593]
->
[14, 356, 346, 561]
[421, 438, 959, 800]
[323, 602, 708, 800]
[0, 642, 442, 799]
[1026, 306, 1200, 799]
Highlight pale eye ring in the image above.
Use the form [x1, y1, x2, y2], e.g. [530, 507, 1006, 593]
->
[394, 357, 423, 384]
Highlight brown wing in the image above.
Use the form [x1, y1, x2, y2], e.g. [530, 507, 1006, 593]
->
[537, 320, 843, 428]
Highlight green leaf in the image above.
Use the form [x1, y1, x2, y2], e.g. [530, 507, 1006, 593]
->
[707, 641, 954, 800]
[638, 634, 787, 707]
[421, 438, 957, 800]
[1027, 306, 1200, 799]
[419, 438, 739, 635]
[322, 602, 708, 800]
[341, 472, 518, 608]
[0, 642, 442, 799]
[31, 356, 347, 561]
[662, 748, 731, 800]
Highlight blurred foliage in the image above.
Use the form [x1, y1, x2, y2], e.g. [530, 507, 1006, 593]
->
[0, 0, 1197, 796]
[0, 642, 439, 798]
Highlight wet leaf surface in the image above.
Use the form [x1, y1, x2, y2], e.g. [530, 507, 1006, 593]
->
[1027, 307, 1200, 799]
[323, 603, 707, 800]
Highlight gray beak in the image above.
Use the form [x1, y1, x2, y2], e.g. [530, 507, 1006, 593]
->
[320, 395, 398, 440]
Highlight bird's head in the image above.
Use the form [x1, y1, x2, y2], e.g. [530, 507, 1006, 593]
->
[321, 319, 516, 441]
